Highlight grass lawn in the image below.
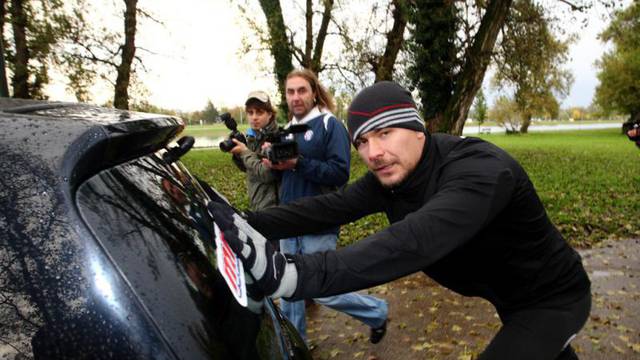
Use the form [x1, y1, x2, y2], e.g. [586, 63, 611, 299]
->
[182, 128, 639, 248]
[467, 119, 622, 127]
[182, 123, 251, 138]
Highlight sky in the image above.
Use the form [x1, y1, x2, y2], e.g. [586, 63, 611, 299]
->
[46, 0, 624, 112]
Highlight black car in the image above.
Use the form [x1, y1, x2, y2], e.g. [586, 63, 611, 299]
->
[0, 98, 310, 360]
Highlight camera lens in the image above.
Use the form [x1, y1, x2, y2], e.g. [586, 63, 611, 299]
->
[219, 139, 235, 152]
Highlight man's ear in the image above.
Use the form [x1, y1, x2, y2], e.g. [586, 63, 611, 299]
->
[416, 131, 425, 140]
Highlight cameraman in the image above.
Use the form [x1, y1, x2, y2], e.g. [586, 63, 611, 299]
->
[260, 69, 388, 345]
[228, 91, 280, 211]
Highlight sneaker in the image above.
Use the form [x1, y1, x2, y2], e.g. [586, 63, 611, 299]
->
[369, 320, 387, 344]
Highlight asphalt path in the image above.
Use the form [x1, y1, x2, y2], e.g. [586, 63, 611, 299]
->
[306, 238, 640, 360]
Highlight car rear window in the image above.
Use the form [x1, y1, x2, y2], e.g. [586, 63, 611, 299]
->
[75, 153, 286, 359]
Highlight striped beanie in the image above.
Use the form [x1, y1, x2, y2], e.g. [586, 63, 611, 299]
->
[347, 81, 425, 144]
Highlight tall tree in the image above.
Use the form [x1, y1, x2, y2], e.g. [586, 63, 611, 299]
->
[0, 0, 10, 97]
[336, 0, 409, 87]
[490, 95, 520, 133]
[202, 100, 220, 123]
[407, 0, 616, 135]
[594, 1, 640, 120]
[8, 0, 29, 98]
[408, 0, 513, 135]
[255, 0, 294, 116]
[492, 0, 573, 133]
[113, 0, 137, 110]
[65, 0, 154, 109]
[241, 0, 408, 112]
[472, 88, 488, 129]
[2, 0, 74, 99]
[248, 0, 334, 116]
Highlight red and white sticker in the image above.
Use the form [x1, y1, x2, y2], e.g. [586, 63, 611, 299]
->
[214, 223, 247, 307]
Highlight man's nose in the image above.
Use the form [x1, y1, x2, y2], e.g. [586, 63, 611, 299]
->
[367, 138, 384, 160]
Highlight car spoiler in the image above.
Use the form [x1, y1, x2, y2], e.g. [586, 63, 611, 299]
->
[61, 116, 184, 193]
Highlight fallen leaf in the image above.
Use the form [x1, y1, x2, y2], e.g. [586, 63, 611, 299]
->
[611, 342, 626, 354]
[411, 342, 432, 351]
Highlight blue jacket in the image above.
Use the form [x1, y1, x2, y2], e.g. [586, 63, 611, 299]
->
[280, 107, 350, 234]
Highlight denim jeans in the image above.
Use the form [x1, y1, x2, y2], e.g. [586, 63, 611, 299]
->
[279, 233, 388, 342]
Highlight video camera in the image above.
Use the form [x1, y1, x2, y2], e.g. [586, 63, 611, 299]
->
[261, 124, 308, 163]
[218, 113, 247, 152]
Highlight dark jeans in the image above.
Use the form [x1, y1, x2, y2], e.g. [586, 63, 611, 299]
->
[478, 291, 591, 360]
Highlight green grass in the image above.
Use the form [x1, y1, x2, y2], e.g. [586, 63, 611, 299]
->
[182, 128, 639, 248]
[469, 119, 622, 127]
[182, 124, 251, 138]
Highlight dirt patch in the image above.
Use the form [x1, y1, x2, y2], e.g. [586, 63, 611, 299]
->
[306, 238, 640, 359]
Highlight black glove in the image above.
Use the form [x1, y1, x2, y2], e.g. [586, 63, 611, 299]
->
[208, 201, 297, 299]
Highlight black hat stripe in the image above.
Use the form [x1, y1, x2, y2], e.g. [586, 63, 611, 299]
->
[352, 108, 422, 141]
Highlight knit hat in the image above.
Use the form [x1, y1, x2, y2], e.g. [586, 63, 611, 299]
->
[347, 81, 425, 144]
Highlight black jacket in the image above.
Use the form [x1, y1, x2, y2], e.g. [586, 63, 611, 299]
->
[247, 132, 590, 312]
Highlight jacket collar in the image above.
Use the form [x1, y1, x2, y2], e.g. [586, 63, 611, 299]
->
[291, 106, 322, 125]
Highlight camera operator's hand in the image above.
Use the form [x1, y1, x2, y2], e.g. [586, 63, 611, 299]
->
[208, 201, 298, 299]
[259, 141, 299, 170]
[261, 157, 298, 171]
[229, 138, 248, 155]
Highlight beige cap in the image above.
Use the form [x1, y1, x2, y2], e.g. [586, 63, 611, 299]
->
[245, 90, 270, 105]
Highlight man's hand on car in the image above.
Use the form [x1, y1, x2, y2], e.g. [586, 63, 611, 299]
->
[207, 201, 298, 299]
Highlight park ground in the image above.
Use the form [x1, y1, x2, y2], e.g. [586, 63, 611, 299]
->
[305, 238, 640, 360]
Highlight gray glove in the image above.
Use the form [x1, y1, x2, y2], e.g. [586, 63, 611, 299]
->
[208, 201, 297, 299]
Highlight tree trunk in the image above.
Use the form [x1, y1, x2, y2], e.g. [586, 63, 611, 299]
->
[426, 112, 448, 134]
[310, 0, 333, 74]
[0, 0, 10, 97]
[375, 0, 408, 82]
[113, 0, 137, 110]
[303, 0, 312, 69]
[259, 0, 294, 118]
[520, 112, 531, 133]
[442, 0, 513, 135]
[9, 0, 29, 98]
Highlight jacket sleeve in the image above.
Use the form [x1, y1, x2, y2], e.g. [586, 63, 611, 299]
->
[231, 153, 246, 172]
[239, 149, 276, 183]
[289, 153, 517, 300]
[247, 174, 385, 239]
[295, 116, 350, 187]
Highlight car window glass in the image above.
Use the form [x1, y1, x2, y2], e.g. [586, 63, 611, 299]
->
[76, 153, 285, 359]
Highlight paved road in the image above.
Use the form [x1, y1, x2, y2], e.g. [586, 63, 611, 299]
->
[306, 238, 640, 359]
